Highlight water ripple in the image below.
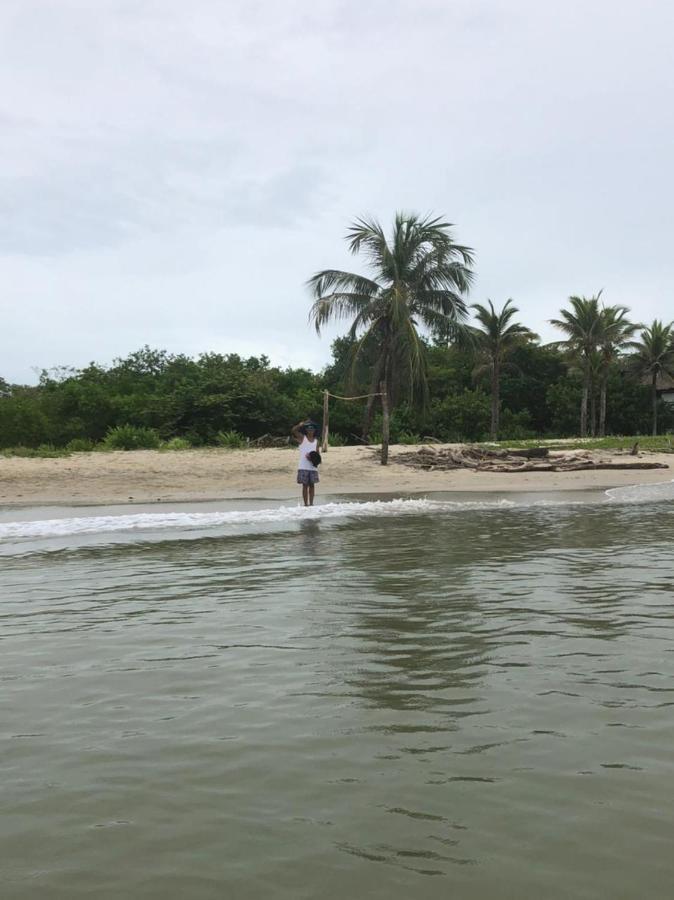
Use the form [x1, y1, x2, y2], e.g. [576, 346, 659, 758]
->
[1, 499, 674, 898]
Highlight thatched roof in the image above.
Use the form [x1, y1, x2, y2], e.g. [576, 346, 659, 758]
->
[643, 371, 674, 391]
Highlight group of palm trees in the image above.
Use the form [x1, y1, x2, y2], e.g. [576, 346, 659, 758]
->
[308, 212, 674, 463]
[550, 296, 674, 438]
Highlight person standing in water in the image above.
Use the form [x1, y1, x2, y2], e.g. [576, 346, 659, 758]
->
[292, 419, 320, 506]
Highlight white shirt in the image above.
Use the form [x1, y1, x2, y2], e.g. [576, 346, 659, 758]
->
[298, 436, 318, 471]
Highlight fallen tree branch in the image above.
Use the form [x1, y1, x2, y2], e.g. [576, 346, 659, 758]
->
[387, 444, 669, 473]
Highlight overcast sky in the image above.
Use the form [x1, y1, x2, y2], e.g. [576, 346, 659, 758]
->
[1, 0, 673, 383]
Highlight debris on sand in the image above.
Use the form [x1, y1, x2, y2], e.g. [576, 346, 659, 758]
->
[387, 445, 669, 473]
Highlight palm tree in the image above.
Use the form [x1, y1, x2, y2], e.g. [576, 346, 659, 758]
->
[550, 293, 603, 437]
[308, 212, 474, 464]
[471, 299, 536, 441]
[628, 320, 674, 435]
[596, 306, 639, 437]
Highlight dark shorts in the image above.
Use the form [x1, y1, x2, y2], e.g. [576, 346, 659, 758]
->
[297, 469, 319, 486]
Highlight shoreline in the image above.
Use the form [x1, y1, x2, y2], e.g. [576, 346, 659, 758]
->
[0, 444, 671, 510]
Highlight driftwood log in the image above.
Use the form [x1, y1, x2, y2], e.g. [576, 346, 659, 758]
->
[386, 445, 668, 473]
[507, 447, 550, 458]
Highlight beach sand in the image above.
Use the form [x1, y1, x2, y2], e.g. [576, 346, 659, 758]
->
[0, 444, 671, 507]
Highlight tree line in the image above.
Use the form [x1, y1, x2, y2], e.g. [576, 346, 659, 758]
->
[1, 212, 673, 452]
[308, 213, 674, 461]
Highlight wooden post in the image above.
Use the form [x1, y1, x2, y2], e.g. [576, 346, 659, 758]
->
[321, 390, 329, 452]
[380, 381, 389, 466]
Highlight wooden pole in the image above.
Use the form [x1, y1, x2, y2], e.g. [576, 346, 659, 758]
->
[321, 389, 329, 452]
[380, 380, 389, 466]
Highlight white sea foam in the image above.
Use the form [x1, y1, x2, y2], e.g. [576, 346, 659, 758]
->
[2, 480, 671, 546]
[0, 497, 516, 542]
[605, 479, 674, 504]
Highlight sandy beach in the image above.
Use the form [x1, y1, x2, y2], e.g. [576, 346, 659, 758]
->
[0, 444, 671, 507]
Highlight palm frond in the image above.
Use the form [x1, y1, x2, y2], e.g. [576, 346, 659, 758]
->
[307, 269, 380, 300]
[345, 217, 391, 274]
[391, 316, 428, 404]
[627, 320, 674, 377]
[346, 319, 385, 388]
[307, 210, 475, 402]
[472, 298, 535, 362]
[309, 292, 378, 335]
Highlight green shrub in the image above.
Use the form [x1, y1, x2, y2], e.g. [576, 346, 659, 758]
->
[38, 443, 70, 457]
[103, 424, 160, 450]
[66, 437, 95, 452]
[397, 430, 422, 445]
[161, 437, 192, 451]
[216, 430, 247, 449]
[1, 444, 70, 458]
[327, 432, 346, 446]
[182, 430, 204, 447]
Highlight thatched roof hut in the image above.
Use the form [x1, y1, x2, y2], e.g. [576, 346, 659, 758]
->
[653, 372, 674, 404]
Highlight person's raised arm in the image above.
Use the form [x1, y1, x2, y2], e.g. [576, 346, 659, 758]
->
[291, 420, 306, 445]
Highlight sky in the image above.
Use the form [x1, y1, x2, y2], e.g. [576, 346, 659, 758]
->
[1, 0, 673, 384]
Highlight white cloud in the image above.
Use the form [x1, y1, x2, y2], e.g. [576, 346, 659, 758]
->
[1, 0, 673, 382]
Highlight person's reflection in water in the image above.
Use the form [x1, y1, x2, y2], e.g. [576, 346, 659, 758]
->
[298, 518, 322, 558]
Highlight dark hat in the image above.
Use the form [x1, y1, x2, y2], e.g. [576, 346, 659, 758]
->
[301, 421, 320, 434]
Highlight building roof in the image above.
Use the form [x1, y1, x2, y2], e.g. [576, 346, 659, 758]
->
[644, 371, 674, 391]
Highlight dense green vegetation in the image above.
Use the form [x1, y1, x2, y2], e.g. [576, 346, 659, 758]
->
[1, 337, 672, 454]
[0, 348, 323, 451]
[2, 211, 673, 454]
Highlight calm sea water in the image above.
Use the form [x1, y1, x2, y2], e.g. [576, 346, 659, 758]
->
[2, 487, 674, 899]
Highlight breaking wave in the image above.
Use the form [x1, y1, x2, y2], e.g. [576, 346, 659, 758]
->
[2, 481, 672, 551]
[605, 480, 674, 504]
[0, 497, 514, 544]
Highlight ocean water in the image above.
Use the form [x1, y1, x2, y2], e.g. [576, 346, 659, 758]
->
[2, 485, 674, 899]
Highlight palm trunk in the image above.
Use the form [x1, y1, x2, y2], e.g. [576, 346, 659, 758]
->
[380, 379, 390, 465]
[652, 371, 658, 436]
[590, 383, 597, 437]
[490, 360, 500, 442]
[580, 364, 589, 438]
[599, 377, 607, 438]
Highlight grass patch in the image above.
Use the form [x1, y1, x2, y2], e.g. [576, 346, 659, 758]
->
[1, 444, 72, 458]
[479, 435, 674, 452]
[160, 437, 193, 451]
[65, 437, 96, 452]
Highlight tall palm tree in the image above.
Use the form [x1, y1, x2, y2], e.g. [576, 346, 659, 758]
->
[471, 299, 536, 441]
[628, 320, 674, 435]
[550, 293, 603, 437]
[596, 306, 639, 437]
[308, 212, 474, 464]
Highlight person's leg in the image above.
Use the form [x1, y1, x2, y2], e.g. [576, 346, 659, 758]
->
[308, 483, 315, 506]
[302, 483, 309, 506]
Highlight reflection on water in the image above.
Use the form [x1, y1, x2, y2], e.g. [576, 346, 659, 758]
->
[2, 501, 674, 899]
